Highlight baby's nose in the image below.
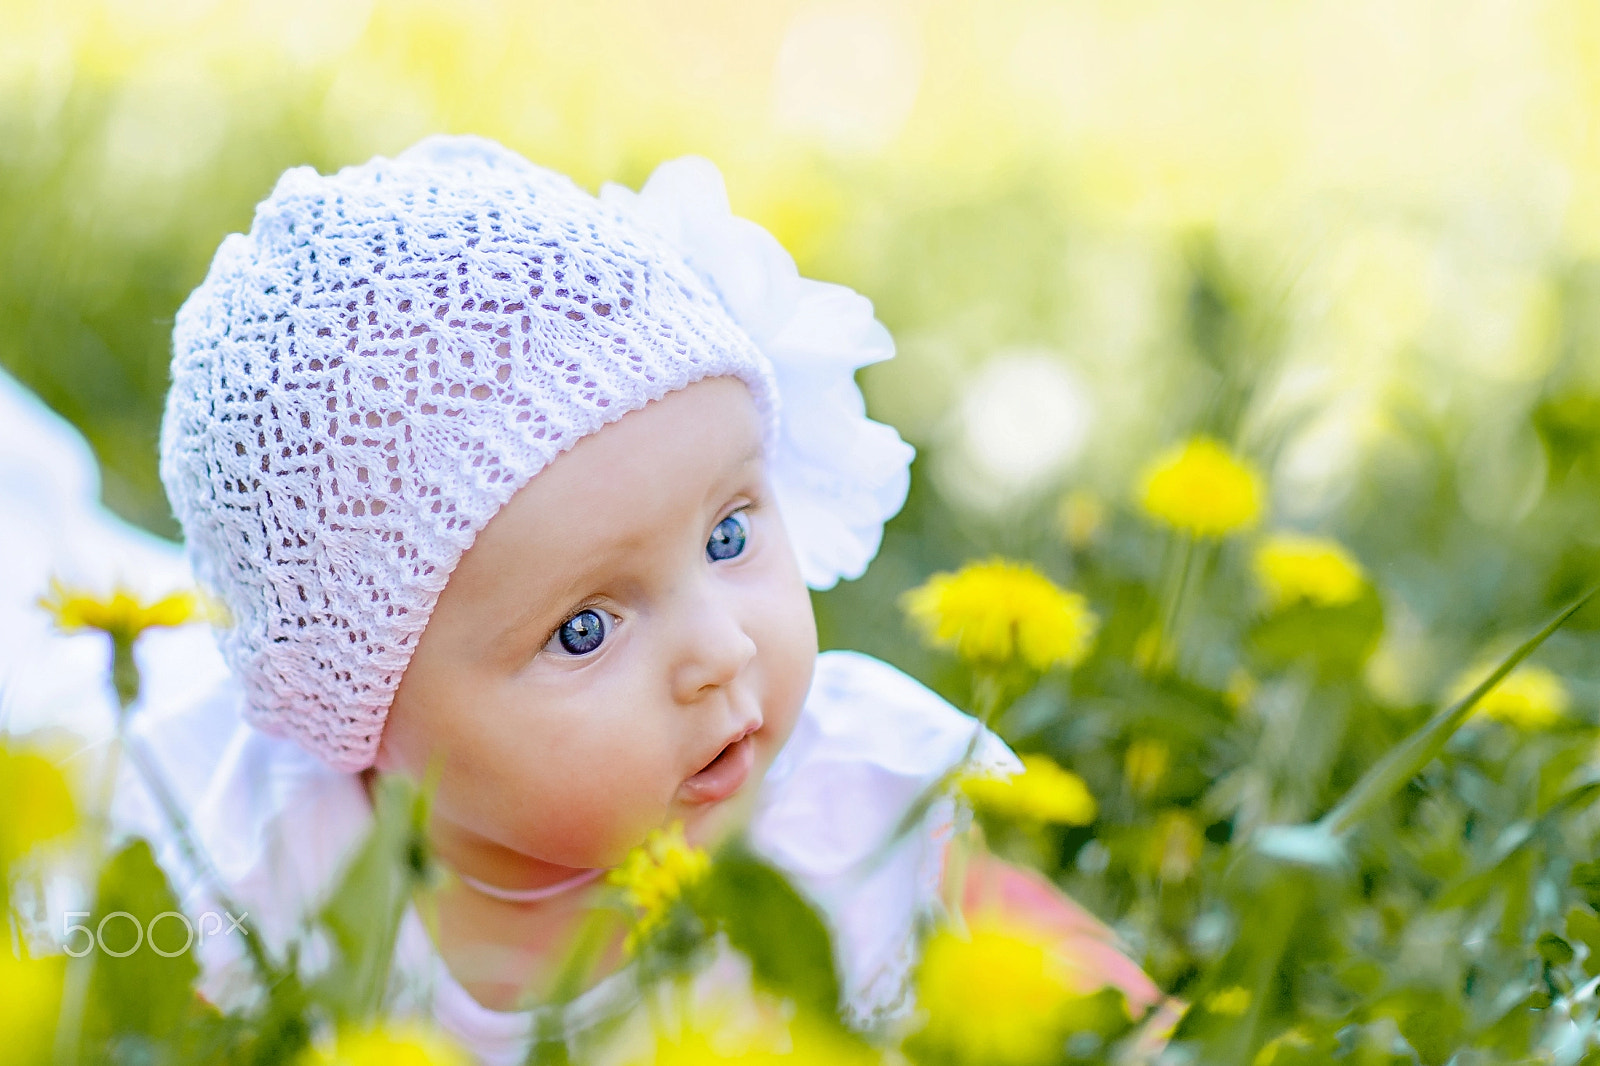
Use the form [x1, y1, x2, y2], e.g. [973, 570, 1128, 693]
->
[669, 591, 758, 702]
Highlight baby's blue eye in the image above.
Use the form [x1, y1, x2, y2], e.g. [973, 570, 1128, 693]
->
[550, 608, 609, 656]
[707, 510, 750, 562]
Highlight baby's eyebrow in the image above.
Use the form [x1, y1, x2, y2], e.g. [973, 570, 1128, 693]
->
[492, 576, 593, 654]
[485, 545, 620, 653]
[702, 438, 764, 504]
[728, 439, 763, 474]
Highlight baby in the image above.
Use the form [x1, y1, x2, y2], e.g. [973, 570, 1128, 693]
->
[107, 135, 1157, 1062]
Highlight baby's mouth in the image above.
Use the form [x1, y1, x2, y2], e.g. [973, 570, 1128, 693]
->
[679, 727, 760, 805]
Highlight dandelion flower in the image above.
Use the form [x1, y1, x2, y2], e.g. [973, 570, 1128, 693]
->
[1139, 437, 1263, 537]
[301, 1021, 472, 1066]
[636, 1005, 883, 1065]
[607, 821, 710, 953]
[1452, 663, 1570, 729]
[0, 744, 78, 862]
[37, 578, 201, 644]
[1225, 669, 1257, 713]
[916, 916, 1104, 1065]
[1123, 739, 1170, 797]
[1204, 985, 1252, 1017]
[1057, 489, 1106, 549]
[1255, 1027, 1314, 1066]
[0, 950, 65, 1064]
[961, 754, 1097, 826]
[1148, 810, 1204, 883]
[1253, 534, 1365, 609]
[901, 559, 1098, 672]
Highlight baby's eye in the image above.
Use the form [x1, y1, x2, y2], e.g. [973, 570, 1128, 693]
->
[707, 510, 751, 562]
[546, 608, 612, 656]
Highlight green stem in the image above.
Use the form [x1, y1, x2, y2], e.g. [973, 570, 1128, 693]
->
[970, 671, 1004, 729]
[1151, 533, 1198, 672]
[110, 640, 139, 715]
[53, 637, 133, 1066]
[523, 1010, 572, 1066]
[1317, 586, 1599, 839]
[121, 736, 284, 984]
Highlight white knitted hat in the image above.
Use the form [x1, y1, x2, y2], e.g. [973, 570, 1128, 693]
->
[161, 135, 912, 773]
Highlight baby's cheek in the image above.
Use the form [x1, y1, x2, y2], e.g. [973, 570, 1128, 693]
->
[514, 764, 674, 867]
[482, 702, 669, 856]
[762, 571, 818, 736]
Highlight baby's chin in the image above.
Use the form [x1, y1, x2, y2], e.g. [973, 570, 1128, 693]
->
[681, 789, 761, 853]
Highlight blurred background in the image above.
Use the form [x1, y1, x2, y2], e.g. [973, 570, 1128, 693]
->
[6, 0, 1600, 706]
[19, 6, 1600, 1048]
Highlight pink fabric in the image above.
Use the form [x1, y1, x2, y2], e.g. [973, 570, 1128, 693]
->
[959, 850, 1163, 1009]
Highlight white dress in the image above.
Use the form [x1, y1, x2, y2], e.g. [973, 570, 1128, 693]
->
[0, 368, 1021, 1065]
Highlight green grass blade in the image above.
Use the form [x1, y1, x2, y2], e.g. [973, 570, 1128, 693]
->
[1316, 586, 1598, 840]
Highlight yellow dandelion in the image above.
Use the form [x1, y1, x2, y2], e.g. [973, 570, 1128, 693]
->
[0, 744, 78, 862]
[916, 916, 1111, 1066]
[1145, 810, 1203, 884]
[901, 559, 1098, 672]
[1123, 739, 1170, 797]
[1205, 985, 1253, 1017]
[301, 1021, 472, 1066]
[1255, 1027, 1313, 1066]
[1253, 533, 1365, 610]
[1450, 663, 1570, 729]
[606, 821, 710, 954]
[1057, 489, 1106, 549]
[1139, 437, 1263, 537]
[37, 578, 202, 645]
[636, 1030, 741, 1066]
[961, 754, 1097, 826]
[1, 950, 65, 1064]
[635, 1006, 883, 1066]
[1225, 669, 1257, 714]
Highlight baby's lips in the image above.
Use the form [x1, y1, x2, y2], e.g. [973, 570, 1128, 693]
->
[679, 729, 758, 805]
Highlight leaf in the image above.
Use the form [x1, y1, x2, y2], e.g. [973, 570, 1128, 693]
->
[1316, 586, 1599, 839]
[1061, 988, 1139, 1065]
[1472, 989, 1545, 1054]
[80, 838, 203, 1051]
[702, 841, 842, 1020]
[1536, 932, 1575, 967]
[1171, 868, 1311, 1061]
[1373, 988, 1466, 1066]
[1574, 860, 1600, 911]
[1566, 907, 1600, 977]
[309, 769, 435, 1024]
[1430, 783, 1600, 912]
[1250, 823, 1348, 870]
[1063, 985, 1136, 1041]
[1246, 586, 1384, 679]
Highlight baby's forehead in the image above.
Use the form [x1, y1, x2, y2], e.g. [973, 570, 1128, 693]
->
[439, 378, 769, 628]
[476, 375, 768, 541]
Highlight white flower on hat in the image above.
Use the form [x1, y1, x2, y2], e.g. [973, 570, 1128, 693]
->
[600, 159, 914, 590]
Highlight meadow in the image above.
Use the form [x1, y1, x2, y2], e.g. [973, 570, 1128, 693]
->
[8, 2, 1600, 1062]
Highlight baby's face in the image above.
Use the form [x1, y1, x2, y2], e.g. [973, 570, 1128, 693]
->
[375, 376, 817, 875]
